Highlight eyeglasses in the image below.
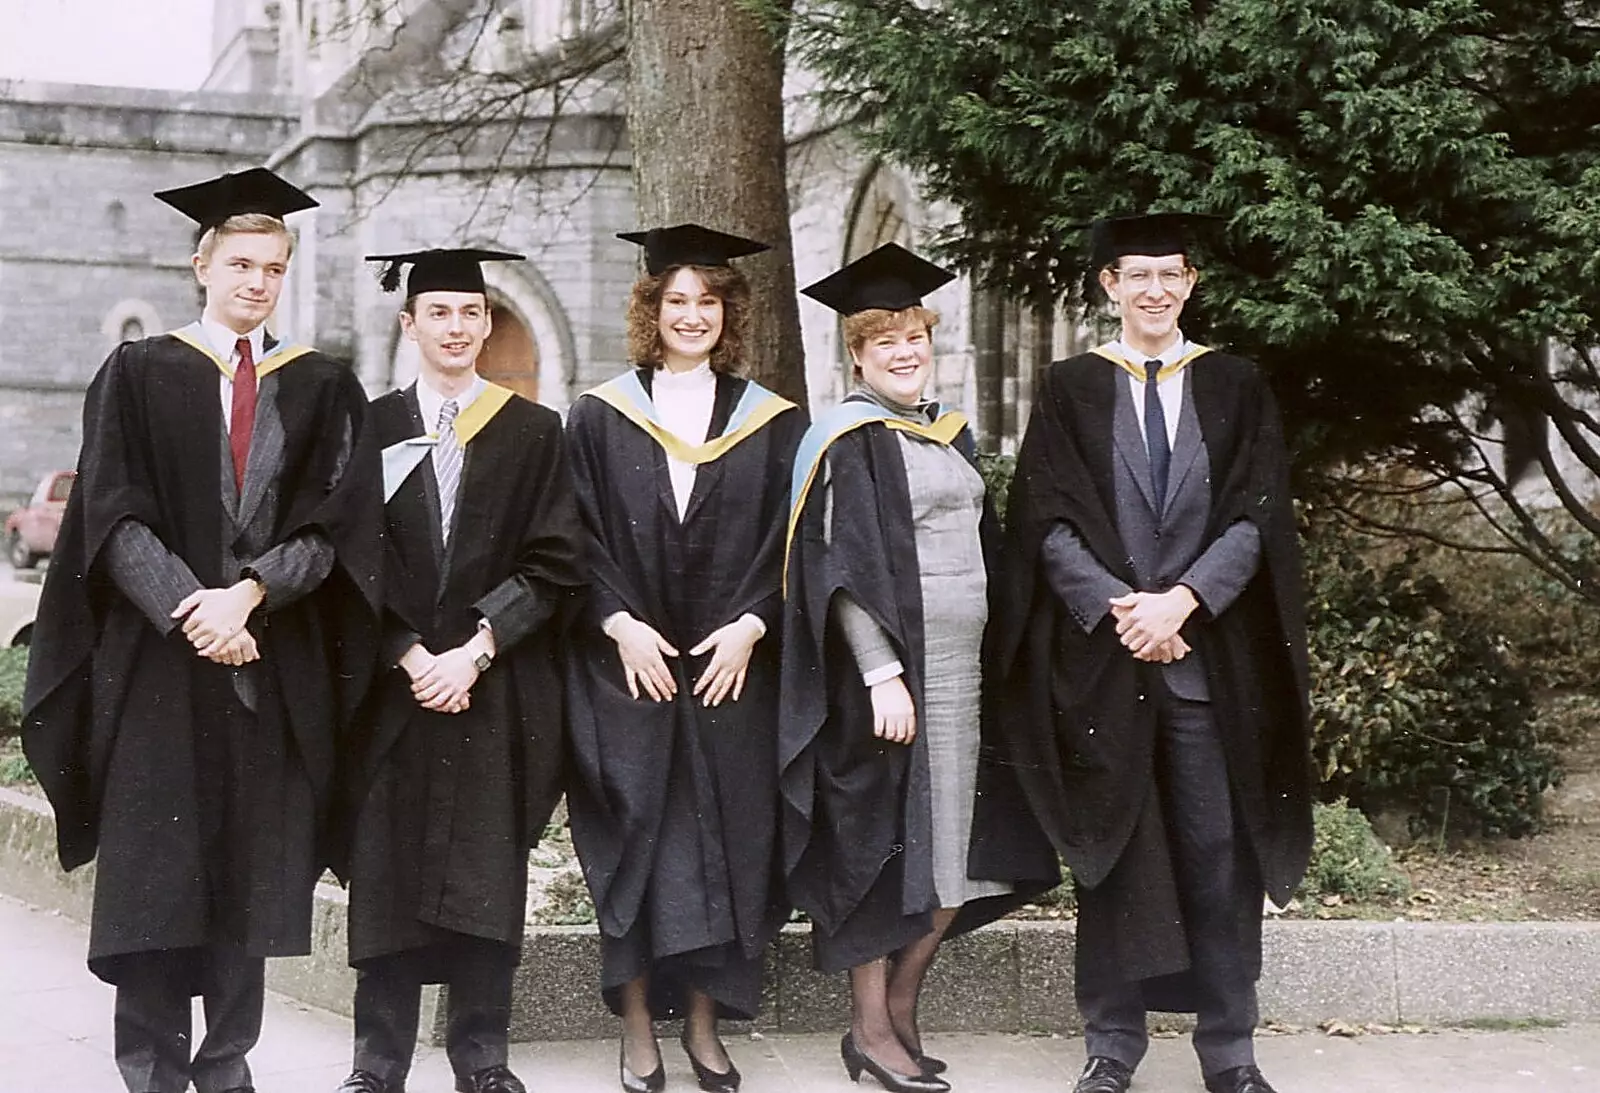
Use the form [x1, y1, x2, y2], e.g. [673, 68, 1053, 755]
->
[1113, 267, 1191, 292]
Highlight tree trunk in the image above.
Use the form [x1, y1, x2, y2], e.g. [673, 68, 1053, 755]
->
[625, 0, 807, 405]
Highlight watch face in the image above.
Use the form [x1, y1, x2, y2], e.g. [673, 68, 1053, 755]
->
[474, 652, 492, 671]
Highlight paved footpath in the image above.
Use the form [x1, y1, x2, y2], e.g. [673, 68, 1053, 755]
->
[3, 894, 1597, 1092]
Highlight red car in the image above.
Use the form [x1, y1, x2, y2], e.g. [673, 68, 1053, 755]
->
[6, 470, 74, 569]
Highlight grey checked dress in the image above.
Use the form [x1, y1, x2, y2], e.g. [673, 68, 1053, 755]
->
[828, 391, 1013, 907]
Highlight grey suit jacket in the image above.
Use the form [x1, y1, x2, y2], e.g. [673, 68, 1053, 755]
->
[105, 369, 344, 709]
[1040, 369, 1261, 700]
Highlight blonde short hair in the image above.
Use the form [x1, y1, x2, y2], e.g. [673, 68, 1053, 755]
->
[841, 305, 941, 357]
[195, 213, 296, 264]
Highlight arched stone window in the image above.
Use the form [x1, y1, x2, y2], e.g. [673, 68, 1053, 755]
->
[102, 300, 164, 350]
[844, 162, 913, 263]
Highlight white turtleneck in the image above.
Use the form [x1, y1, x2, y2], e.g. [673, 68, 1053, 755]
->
[598, 359, 767, 645]
[652, 360, 716, 520]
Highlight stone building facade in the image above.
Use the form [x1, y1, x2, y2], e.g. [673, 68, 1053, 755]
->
[0, 0, 1074, 502]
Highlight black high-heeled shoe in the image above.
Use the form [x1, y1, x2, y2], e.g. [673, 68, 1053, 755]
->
[840, 1032, 950, 1093]
[679, 1030, 742, 1093]
[618, 1037, 665, 1093]
[914, 1051, 948, 1077]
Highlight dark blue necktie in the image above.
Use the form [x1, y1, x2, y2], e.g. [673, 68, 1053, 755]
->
[1144, 359, 1170, 507]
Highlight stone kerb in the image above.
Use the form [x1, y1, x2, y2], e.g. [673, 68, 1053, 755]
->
[4, 787, 1599, 1040]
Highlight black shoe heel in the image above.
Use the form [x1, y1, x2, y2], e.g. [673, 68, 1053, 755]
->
[680, 1030, 742, 1093]
[619, 1038, 665, 1093]
[839, 1032, 950, 1092]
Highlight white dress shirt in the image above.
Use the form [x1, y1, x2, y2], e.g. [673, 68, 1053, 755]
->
[199, 316, 267, 430]
[651, 361, 716, 520]
[417, 371, 487, 458]
[599, 361, 765, 643]
[1110, 333, 1191, 452]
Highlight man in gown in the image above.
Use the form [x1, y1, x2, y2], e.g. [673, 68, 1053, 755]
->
[1000, 214, 1311, 1093]
[335, 249, 586, 1093]
[22, 167, 383, 1093]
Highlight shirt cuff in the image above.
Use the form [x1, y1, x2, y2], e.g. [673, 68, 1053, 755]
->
[740, 612, 766, 639]
[601, 611, 630, 638]
[862, 661, 905, 687]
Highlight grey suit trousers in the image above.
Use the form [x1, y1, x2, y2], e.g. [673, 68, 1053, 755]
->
[352, 942, 516, 1085]
[113, 945, 264, 1093]
[1078, 693, 1260, 1078]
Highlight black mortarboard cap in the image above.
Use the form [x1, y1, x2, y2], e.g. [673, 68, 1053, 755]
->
[154, 166, 318, 229]
[800, 243, 956, 316]
[617, 223, 769, 276]
[364, 248, 525, 296]
[1083, 212, 1224, 267]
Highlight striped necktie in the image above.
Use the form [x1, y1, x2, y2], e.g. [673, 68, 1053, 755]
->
[435, 398, 462, 542]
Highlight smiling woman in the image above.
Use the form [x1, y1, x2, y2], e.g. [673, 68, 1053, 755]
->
[564, 223, 804, 1093]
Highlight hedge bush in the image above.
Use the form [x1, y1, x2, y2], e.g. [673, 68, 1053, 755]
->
[0, 645, 26, 737]
[1297, 799, 1410, 904]
[1303, 517, 1559, 838]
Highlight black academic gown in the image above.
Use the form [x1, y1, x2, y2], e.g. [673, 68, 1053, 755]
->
[341, 385, 586, 972]
[22, 334, 382, 985]
[563, 367, 804, 1019]
[779, 415, 1059, 973]
[998, 351, 1312, 997]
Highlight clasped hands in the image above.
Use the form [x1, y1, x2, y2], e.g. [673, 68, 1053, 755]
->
[399, 628, 496, 715]
[608, 613, 763, 707]
[1109, 585, 1198, 664]
[172, 578, 264, 666]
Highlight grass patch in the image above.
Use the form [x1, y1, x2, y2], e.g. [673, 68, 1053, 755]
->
[1449, 1016, 1566, 1032]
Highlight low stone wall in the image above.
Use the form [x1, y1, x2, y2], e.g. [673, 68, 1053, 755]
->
[5, 786, 1599, 1041]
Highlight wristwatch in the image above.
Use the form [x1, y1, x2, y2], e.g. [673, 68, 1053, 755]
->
[473, 649, 493, 672]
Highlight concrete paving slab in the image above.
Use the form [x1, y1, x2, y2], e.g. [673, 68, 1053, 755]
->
[1396, 922, 1600, 1024]
[1259, 920, 1400, 1025]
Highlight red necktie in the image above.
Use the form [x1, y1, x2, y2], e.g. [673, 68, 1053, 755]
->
[229, 337, 257, 493]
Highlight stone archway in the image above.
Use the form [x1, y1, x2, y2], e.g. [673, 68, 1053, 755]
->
[479, 299, 539, 402]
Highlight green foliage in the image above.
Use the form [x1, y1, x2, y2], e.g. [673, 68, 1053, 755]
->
[0, 748, 33, 787]
[784, 0, 1600, 484]
[531, 870, 596, 927]
[977, 452, 1017, 524]
[1304, 515, 1560, 837]
[0, 646, 26, 737]
[1299, 799, 1411, 903]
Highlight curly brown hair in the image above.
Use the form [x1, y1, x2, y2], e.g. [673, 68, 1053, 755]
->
[626, 264, 750, 373]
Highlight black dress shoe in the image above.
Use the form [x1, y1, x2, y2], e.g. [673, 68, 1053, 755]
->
[914, 1050, 948, 1077]
[680, 1030, 741, 1092]
[1074, 1055, 1134, 1093]
[455, 1065, 527, 1093]
[336, 1072, 401, 1093]
[619, 1038, 666, 1093]
[1205, 1064, 1278, 1093]
[839, 1032, 950, 1093]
